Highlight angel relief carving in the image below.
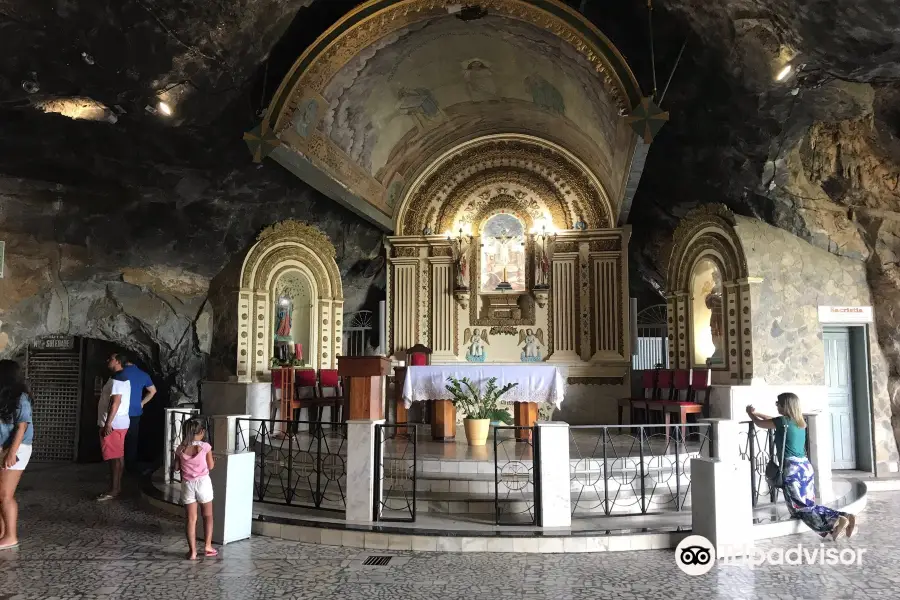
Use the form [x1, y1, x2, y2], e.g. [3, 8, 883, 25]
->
[464, 328, 489, 362]
[519, 328, 544, 362]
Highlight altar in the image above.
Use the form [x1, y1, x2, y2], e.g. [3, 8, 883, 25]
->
[400, 364, 565, 441]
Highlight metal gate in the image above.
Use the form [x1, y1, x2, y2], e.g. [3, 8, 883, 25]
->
[343, 310, 374, 356]
[25, 336, 84, 461]
[632, 304, 669, 370]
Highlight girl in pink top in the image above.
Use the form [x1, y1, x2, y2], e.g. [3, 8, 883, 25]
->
[175, 418, 216, 560]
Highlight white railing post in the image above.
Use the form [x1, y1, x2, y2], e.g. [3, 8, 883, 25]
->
[690, 457, 753, 556]
[536, 421, 571, 528]
[346, 419, 383, 522]
[699, 418, 741, 463]
[805, 412, 834, 502]
[207, 414, 251, 454]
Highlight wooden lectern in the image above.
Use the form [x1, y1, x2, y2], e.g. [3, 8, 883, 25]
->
[338, 356, 392, 420]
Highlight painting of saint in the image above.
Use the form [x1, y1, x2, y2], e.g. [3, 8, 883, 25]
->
[396, 87, 441, 130]
[386, 179, 403, 208]
[463, 59, 497, 100]
[481, 213, 526, 292]
[525, 74, 565, 116]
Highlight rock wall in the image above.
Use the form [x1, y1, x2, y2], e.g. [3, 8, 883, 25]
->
[0, 165, 385, 403]
[733, 216, 900, 472]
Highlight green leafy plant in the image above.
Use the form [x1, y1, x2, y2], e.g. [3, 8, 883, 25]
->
[487, 408, 513, 425]
[444, 376, 517, 420]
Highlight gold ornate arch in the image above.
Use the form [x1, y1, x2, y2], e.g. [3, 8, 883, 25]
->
[397, 135, 613, 235]
[263, 0, 642, 136]
[236, 220, 344, 382]
[665, 204, 749, 293]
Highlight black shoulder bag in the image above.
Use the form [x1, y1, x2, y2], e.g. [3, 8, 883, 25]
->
[765, 418, 786, 489]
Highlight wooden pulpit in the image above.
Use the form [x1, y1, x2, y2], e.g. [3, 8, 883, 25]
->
[338, 356, 391, 420]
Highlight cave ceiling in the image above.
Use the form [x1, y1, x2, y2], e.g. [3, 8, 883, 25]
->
[0, 0, 898, 283]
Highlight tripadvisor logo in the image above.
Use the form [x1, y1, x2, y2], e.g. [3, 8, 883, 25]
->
[675, 535, 865, 575]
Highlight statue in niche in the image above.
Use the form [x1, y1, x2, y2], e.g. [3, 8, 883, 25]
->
[519, 328, 545, 362]
[294, 98, 319, 139]
[525, 74, 565, 116]
[463, 59, 497, 100]
[464, 328, 489, 362]
[396, 87, 441, 130]
[701, 276, 724, 364]
[453, 236, 470, 290]
[274, 297, 293, 363]
[534, 234, 552, 288]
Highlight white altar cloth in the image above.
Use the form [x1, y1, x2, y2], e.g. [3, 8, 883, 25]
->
[401, 365, 565, 409]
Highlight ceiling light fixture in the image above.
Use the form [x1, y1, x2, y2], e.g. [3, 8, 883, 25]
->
[157, 101, 173, 116]
[776, 65, 792, 81]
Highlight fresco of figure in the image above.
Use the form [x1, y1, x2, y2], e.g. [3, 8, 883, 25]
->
[525, 74, 565, 116]
[463, 59, 497, 100]
[294, 98, 319, 138]
[397, 87, 441, 130]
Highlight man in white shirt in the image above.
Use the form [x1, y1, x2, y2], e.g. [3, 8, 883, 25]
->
[97, 354, 131, 501]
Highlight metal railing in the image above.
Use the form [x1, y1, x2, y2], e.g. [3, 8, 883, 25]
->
[373, 424, 417, 522]
[166, 409, 210, 483]
[738, 421, 779, 507]
[494, 426, 540, 526]
[569, 424, 711, 516]
[235, 418, 347, 511]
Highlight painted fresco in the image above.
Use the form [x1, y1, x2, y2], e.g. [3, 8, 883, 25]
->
[320, 15, 621, 190]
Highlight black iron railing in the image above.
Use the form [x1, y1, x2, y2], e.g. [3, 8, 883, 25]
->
[568, 424, 711, 516]
[373, 424, 417, 522]
[738, 421, 778, 507]
[167, 410, 211, 482]
[493, 426, 540, 526]
[235, 418, 346, 511]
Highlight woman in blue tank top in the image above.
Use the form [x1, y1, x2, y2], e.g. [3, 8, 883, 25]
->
[747, 392, 856, 541]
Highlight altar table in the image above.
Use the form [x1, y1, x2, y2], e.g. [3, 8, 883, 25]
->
[400, 365, 565, 441]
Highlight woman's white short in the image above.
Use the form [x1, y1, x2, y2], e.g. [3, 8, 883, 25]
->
[4, 444, 32, 471]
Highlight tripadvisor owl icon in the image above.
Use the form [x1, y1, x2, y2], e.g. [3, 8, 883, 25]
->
[675, 535, 717, 576]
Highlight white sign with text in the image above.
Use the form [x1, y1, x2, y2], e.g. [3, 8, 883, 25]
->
[818, 306, 873, 324]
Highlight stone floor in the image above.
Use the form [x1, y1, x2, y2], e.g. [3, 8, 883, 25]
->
[0, 463, 895, 599]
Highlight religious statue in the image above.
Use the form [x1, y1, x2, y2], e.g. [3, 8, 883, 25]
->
[493, 229, 514, 290]
[273, 297, 293, 363]
[702, 279, 724, 364]
[519, 328, 545, 362]
[464, 328, 489, 362]
[534, 234, 552, 288]
[454, 236, 470, 290]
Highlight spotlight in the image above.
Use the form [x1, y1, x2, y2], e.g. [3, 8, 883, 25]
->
[157, 101, 173, 116]
[776, 65, 792, 81]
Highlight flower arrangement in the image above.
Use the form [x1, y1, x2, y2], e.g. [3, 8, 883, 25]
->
[444, 376, 517, 420]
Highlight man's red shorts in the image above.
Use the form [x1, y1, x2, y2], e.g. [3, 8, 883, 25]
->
[100, 428, 128, 460]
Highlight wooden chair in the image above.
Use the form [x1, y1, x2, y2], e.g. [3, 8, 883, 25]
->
[404, 344, 433, 425]
[641, 369, 674, 424]
[659, 369, 709, 444]
[292, 369, 321, 431]
[318, 368, 345, 426]
[406, 343, 432, 366]
[271, 367, 295, 430]
[618, 370, 656, 426]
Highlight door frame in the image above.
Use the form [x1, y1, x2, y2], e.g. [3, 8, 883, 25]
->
[822, 324, 876, 473]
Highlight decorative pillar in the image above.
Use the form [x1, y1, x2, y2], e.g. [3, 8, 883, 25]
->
[805, 412, 834, 502]
[738, 277, 763, 383]
[673, 292, 689, 369]
[724, 282, 741, 382]
[549, 249, 578, 360]
[578, 242, 591, 360]
[536, 421, 571, 528]
[429, 252, 455, 359]
[253, 291, 269, 380]
[345, 419, 383, 522]
[237, 292, 253, 382]
[390, 259, 419, 353]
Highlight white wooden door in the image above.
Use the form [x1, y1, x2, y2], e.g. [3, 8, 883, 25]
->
[824, 329, 856, 469]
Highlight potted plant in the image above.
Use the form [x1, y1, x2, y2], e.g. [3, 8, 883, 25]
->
[445, 376, 517, 446]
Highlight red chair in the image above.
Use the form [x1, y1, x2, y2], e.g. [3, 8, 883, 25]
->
[618, 370, 656, 426]
[292, 369, 320, 431]
[404, 344, 433, 425]
[406, 343, 432, 366]
[659, 369, 709, 443]
[318, 369, 345, 426]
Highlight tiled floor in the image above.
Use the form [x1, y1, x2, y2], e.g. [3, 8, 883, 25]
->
[0, 463, 892, 599]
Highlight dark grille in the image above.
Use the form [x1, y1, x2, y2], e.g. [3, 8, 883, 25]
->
[362, 555, 393, 566]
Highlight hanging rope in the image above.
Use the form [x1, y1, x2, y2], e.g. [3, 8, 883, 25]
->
[659, 39, 687, 105]
[648, 0, 658, 99]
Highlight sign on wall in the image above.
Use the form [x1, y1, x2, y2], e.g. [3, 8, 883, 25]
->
[818, 306, 873, 324]
[31, 335, 76, 351]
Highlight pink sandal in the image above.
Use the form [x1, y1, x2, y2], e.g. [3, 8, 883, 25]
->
[205, 548, 218, 557]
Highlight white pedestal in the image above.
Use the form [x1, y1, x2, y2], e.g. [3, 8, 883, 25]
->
[690, 458, 752, 557]
[346, 419, 383, 522]
[208, 414, 250, 454]
[806, 412, 834, 502]
[536, 421, 571, 528]
[209, 452, 255, 545]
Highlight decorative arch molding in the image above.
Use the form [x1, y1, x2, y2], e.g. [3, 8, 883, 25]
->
[236, 220, 344, 382]
[396, 135, 614, 235]
[263, 0, 642, 136]
[664, 204, 756, 383]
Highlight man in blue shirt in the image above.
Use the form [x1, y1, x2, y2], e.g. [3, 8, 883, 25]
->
[111, 353, 156, 475]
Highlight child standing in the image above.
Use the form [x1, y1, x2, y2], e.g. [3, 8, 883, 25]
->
[175, 418, 217, 560]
